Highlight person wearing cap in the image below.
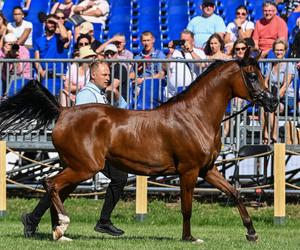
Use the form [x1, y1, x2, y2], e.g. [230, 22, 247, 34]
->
[7, 6, 33, 48]
[187, 0, 226, 49]
[72, 0, 109, 27]
[34, 14, 69, 80]
[0, 32, 31, 94]
[60, 45, 96, 106]
[103, 43, 129, 102]
[96, 33, 133, 60]
[75, 21, 102, 51]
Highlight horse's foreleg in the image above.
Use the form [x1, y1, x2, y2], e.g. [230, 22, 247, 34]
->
[203, 166, 258, 241]
[179, 169, 202, 243]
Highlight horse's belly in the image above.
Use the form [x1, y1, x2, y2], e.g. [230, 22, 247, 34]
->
[107, 154, 177, 176]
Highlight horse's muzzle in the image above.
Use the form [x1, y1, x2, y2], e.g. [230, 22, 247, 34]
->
[255, 90, 279, 113]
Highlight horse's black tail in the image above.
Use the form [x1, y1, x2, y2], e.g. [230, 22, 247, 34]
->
[0, 80, 62, 134]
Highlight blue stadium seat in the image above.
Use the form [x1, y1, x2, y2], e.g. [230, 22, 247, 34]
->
[136, 79, 166, 110]
[2, 0, 22, 22]
[7, 78, 31, 97]
[41, 78, 63, 96]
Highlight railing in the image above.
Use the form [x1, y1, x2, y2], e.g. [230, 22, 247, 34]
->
[0, 58, 299, 152]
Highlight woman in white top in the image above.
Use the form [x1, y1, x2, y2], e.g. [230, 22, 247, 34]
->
[224, 5, 254, 54]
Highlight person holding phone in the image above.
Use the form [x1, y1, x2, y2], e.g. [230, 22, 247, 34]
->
[167, 29, 206, 97]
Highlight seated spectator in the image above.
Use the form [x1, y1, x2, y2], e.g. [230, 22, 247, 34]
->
[75, 33, 92, 51]
[0, 12, 8, 48]
[61, 45, 96, 106]
[34, 14, 69, 81]
[51, 0, 74, 19]
[187, 0, 226, 49]
[252, 1, 288, 58]
[204, 33, 230, 60]
[71, 0, 110, 27]
[75, 21, 102, 51]
[167, 29, 206, 97]
[134, 31, 166, 86]
[263, 38, 295, 144]
[230, 39, 249, 59]
[224, 5, 254, 54]
[55, 10, 72, 49]
[103, 43, 129, 103]
[0, 33, 31, 94]
[7, 6, 33, 48]
[97, 33, 133, 60]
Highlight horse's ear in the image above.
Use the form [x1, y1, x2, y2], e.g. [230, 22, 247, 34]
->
[243, 47, 251, 60]
[254, 50, 262, 61]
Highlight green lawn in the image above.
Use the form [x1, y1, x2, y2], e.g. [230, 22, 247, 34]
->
[0, 198, 300, 249]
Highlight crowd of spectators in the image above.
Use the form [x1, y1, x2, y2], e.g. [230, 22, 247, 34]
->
[0, 0, 299, 117]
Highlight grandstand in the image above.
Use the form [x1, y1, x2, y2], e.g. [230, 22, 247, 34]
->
[1, 0, 295, 55]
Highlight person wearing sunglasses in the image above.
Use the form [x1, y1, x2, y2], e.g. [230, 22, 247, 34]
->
[55, 10, 72, 49]
[263, 38, 295, 144]
[230, 39, 249, 59]
[224, 5, 254, 54]
[34, 14, 69, 81]
[187, 0, 226, 49]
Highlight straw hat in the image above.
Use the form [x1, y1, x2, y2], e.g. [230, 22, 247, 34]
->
[79, 46, 96, 59]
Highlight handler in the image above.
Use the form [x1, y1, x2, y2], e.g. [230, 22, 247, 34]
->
[22, 61, 128, 239]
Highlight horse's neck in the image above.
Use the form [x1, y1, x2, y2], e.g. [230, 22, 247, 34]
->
[178, 69, 233, 128]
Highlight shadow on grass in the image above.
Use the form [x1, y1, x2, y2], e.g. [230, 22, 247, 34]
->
[4, 232, 178, 242]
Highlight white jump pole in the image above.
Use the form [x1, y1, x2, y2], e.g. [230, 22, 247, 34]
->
[135, 175, 148, 221]
[0, 141, 6, 217]
[274, 143, 285, 225]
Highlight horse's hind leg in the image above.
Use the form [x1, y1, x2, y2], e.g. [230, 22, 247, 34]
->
[50, 183, 77, 235]
[44, 168, 96, 240]
[203, 166, 258, 241]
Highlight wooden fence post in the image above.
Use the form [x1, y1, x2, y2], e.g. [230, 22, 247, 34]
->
[274, 143, 285, 225]
[0, 141, 6, 217]
[136, 175, 147, 221]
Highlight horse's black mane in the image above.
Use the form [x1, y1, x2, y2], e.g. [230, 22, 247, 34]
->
[161, 57, 259, 106]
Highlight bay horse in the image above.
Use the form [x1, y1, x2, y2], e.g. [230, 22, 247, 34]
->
[0, 51, 278, 243]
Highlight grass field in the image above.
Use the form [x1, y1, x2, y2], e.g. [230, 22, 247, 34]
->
[0, 198, 300, 249]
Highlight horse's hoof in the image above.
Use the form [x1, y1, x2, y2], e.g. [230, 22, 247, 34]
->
[53, 227, 63, 241]
[182, 236, 204, 244]
[57, 236, 73, 242]
[192, 238, 204, 244]
[246, 234, 258, 242]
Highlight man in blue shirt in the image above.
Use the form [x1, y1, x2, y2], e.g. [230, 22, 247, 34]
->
[134, 31, 166, 85]
[187, 0, 226, 49]
[34, 14, 69, 80]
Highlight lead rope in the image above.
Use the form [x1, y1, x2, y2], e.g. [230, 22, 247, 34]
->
[222, 102, 254, 122]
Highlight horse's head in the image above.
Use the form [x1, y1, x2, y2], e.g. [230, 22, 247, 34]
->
[236, 49, 279, 113]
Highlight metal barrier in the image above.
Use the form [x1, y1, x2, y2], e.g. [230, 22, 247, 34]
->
[0, 58, 299, 151]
